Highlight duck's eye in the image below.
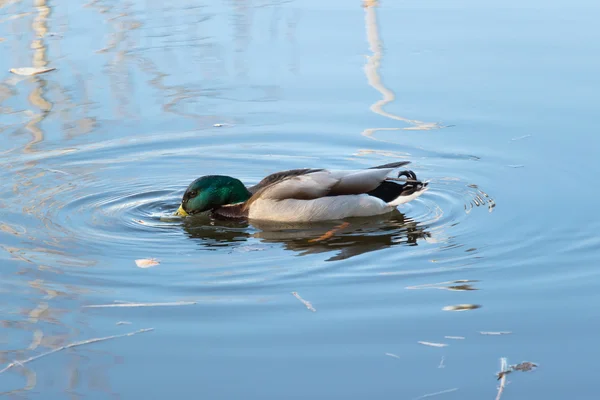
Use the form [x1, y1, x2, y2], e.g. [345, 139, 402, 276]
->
[188, 190, 197, 198]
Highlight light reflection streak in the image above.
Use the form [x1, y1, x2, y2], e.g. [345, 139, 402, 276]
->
[362, 1, 443, 141]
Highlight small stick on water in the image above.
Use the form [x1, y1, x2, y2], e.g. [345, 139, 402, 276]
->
[418, 341, 448, 348]
[480, 331, 512, 336]
[0, 328, 154, 375]
[291, 292, 316, 312]
[510, 134, 532, 141]
[412, 388, 458, 400]
[496, 357, 508, 400]
[84, 301, 196, 308]
[309, 222, 350, 242]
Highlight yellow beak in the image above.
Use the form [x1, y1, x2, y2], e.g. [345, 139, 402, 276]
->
[175, 204, 189, 217]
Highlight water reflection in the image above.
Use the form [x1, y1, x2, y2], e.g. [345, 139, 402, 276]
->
[182, 211, 430, 261]
[361, 0, 443, 140]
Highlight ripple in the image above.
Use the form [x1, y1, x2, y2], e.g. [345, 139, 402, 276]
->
[40, 164, 498, 267]
[401, 177, 496, 246]
[52, 181, 185, 256]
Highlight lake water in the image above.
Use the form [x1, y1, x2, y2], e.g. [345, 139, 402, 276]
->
[1, 0, 599, 398]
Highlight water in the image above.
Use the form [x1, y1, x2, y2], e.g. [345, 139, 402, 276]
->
[1, 0, 599, 398]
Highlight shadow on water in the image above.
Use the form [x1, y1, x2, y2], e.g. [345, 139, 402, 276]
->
[181, 210, 430, 261]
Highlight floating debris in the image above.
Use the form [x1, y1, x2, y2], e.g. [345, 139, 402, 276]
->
[511, 361, 537, 372]
[443, 304, 481, 312]
[406, 279, 479, 291]
[497, 361, 538, 380]
[418, 341, 448, 348]
[291, 291, 316, 312]
[496, 358, 508, 400]
[9, 67, 56, 76]
[309, 222, 350, 242]
[84, 301, 196, 308]
[0, 328, 153, 375]
[116, 321, 132, 325]
[412, 388, 458, 400]
[444, 336, 465, 340]
[385, 353, 400, 359]
[480, 331, 512, 336]
[135, 258, 160, 268]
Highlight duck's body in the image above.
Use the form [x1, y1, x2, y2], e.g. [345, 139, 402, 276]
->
[177, 161, 428, 222]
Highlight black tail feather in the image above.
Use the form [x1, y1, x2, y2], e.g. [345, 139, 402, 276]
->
[368, 170, 427, 202]
[369, 161, 411, 170]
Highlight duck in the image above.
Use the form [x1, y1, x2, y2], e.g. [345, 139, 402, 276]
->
[175, 161, 428, 222]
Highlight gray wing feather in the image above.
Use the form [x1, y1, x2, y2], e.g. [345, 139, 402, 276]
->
[248, 168, 322, 195]
[255, 168, 398, 201]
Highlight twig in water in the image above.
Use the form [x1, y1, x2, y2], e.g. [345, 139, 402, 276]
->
[438, 356, 445, 368]
[84, 301, 196, 308]
[480, 331, 512, 336]
[497, 360, 538, 380]
[291, 292, 316, 312]
[510, 134, 532, 141]
[495, 357, 508, 400]
[412, 388, 458, 400]
[406, 279, 479, 291]
[0, 328, 154, 375]
[418, 341, 448, 348]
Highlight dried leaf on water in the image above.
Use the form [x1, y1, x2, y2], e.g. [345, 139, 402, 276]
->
[135, 258, 159, 268]
[0, 328, 153, 375]
[418, 341, 448, 348]
[9, 67, 56, 76]
[291, 291, 316, 312]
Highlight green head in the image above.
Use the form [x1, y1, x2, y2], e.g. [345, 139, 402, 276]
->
[178, 175, 251, 216]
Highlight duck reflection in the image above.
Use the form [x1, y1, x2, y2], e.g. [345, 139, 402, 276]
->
[181, 210, 430, 261]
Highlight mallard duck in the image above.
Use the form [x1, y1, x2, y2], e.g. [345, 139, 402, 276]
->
[176, 161, 428, 222]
